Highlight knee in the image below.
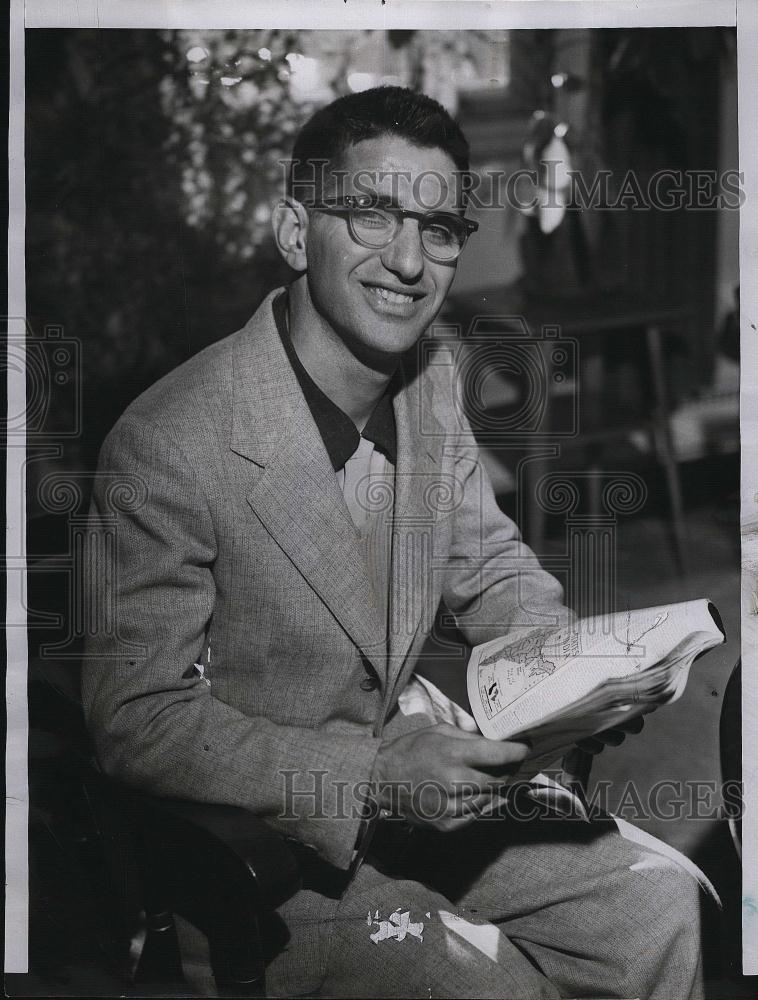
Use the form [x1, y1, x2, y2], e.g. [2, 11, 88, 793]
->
[614, 863, 703, 998]
[636, 860, 702, 941]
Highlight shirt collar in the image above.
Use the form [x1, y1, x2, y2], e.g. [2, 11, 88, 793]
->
[273, 290, 398, 470]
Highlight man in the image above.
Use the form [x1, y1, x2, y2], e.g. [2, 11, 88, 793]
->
[82, 87, 702, 998]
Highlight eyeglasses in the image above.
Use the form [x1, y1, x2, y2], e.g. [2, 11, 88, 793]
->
[307, 195, 479, 263]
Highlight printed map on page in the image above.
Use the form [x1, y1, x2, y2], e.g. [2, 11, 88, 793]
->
[476, 610, 673, 723]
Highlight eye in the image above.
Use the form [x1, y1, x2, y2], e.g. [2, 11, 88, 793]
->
[424, 222, 454, 243]
[352, 209, 394, 230]
[423, 223, 455, 245]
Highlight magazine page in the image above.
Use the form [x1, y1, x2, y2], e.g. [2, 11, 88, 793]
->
[468, 599, 723, 740]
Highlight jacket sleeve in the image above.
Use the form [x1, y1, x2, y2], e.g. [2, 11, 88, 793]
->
[80, 415, 382, 871]
[440, 409, 575, 647]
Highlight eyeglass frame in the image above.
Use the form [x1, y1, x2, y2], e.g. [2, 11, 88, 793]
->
[303, 194, 479, 263]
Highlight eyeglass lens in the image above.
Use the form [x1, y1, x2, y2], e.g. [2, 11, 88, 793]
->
[350, 208, 466, 260]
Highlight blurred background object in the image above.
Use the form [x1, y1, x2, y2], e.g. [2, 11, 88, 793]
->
[24, 27, 739, 496]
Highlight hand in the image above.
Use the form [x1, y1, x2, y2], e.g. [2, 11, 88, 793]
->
[575, 715, 645, 755]
[372, 722, 530, 832]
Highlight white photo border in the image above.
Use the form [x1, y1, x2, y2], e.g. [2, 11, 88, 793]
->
[7, 0, 754, 979]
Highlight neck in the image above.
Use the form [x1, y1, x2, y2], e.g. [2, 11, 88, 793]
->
[287, 275, 396, 429]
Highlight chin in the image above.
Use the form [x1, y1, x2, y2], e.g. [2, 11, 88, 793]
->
[371, 326, 426, 358]
[369, 310, 431, 348]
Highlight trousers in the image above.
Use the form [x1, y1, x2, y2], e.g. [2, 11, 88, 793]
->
[265, 810, 703, 999]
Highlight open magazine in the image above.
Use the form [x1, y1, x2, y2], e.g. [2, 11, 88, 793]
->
[467, 599, 726, 779]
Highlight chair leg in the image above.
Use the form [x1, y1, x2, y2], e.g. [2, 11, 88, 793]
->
[133, 907, 184, 985]
[129, 832, 185, 986]
[645, 322, 687, 575]
[209, 912, 266, 997]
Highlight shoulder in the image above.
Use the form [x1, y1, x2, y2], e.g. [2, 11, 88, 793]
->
[122, 330, 237, 430]
[105, 289, 282, 449]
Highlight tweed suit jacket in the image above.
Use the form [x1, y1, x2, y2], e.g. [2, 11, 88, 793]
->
[81, 287, 572, 873]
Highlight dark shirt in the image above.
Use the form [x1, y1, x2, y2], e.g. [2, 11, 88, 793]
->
[273, 290, 397, 469]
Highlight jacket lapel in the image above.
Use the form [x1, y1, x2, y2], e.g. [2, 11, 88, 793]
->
[230, 291, 387, 670]
[386, 365, 446, 692]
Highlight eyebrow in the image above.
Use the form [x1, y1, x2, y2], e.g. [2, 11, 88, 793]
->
[356, 190, 399, 209]
[353, 193, 467, 217]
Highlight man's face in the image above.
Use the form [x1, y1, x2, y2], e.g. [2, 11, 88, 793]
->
[303, 135, 462, 365]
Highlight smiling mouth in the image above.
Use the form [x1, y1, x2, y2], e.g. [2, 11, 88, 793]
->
[363, 284, 423, 306]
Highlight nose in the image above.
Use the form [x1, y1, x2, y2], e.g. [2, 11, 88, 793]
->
[379, 218, 425, 282]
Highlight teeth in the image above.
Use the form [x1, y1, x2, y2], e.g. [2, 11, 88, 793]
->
[370, 286, 414, 305]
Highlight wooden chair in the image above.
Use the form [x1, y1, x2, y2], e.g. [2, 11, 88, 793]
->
[85, 775, 302, 997]
[29, 660, 302, 997]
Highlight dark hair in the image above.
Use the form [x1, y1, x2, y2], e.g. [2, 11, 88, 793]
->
[287, 85, 470, 201]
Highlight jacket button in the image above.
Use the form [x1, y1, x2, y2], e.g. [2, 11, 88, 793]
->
[360, 676, 379, 692]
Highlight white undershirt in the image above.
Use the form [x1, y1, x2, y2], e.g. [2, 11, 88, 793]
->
[336, 435, 395, 637]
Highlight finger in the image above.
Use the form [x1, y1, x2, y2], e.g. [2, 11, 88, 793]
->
[442, 766, 514, 796]
[459, 769, 519, 794]
[443, 727, 488, 742]
[440, 790, 497, 822]
[596, 728, 627, 747]
[453, 789, 498, 815]
[408, 782, 494, 824]
[619, 716, 645, 734]
[575, 737, 606, 755]
[429, 722, 487, 742]
[456, 736, 532, 771]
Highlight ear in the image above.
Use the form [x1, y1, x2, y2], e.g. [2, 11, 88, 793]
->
[271, 197, 309, 271]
